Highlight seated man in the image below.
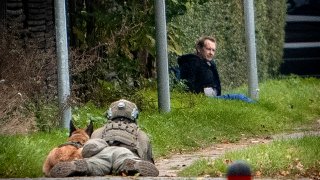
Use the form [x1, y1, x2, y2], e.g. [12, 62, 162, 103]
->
[49, 99, 159, 177]
[178, 36, 254, 103]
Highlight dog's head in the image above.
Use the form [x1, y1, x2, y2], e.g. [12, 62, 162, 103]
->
[68, 120, 94, 145]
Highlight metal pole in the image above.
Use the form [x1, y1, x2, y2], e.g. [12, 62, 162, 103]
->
[244, 0, 259, 99]
[54, 0, 71, 128]
[154, 0, 170, 112]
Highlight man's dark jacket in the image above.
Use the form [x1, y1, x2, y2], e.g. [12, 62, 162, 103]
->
[178, 54, 221, 96]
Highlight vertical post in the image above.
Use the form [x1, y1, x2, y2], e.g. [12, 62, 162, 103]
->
[154, 0, 170, 112]
[54, 0, 71, 128]
[244, 0, 259, 99]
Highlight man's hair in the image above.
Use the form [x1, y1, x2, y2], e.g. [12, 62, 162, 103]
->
[195, 36, 216, 53]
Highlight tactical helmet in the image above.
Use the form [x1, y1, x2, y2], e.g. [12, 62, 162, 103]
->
[107, 99, 139, 121]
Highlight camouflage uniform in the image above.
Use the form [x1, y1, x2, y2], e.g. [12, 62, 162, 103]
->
[50, 99, 159, 177]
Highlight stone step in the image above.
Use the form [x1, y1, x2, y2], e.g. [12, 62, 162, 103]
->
[283, 42, 320, 58]
[285, 15, 320, 42]
[280, 57, 320, 76]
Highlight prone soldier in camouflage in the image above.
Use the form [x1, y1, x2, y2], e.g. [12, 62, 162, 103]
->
[49, 99, 159, 177]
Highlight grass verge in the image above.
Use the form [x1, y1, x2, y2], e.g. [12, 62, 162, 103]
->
[0, 76, 319, 178]
[179, 136, 320, 179]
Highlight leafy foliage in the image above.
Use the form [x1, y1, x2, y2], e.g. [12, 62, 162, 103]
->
[69, 0, 284, 104]
[171, 0, 287, 91]
[69, 0, 201, 105]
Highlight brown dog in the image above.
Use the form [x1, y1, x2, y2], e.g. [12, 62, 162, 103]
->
[42, 120, 94, 177]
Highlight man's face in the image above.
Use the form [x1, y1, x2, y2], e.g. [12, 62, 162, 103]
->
[199, 39, 216, 61]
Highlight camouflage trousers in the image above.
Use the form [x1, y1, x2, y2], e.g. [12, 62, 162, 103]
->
[81, 138, 140, 176]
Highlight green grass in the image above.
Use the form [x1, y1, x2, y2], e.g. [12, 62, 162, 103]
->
[0, 76, 319, 178]
[142, 76, 320, 157]
[0, 130, 68, 178]
[179, 136, 320, 178]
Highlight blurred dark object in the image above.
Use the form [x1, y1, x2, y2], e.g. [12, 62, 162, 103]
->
[226, 160, 252, 180]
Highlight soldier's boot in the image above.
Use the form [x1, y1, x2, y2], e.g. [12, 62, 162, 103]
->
[50, 159, 88, 177]
[119, 159, 159, 177]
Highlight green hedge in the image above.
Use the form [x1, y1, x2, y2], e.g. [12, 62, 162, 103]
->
[171, 0, 286, 91]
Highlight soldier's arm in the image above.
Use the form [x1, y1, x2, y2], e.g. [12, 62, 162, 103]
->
[82, 138, 109, 158]
[137, 130, 155, 163]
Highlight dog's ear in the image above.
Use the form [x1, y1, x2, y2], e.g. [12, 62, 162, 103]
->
[69, 120, 77, 137]
[85, 120, 94, 137]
